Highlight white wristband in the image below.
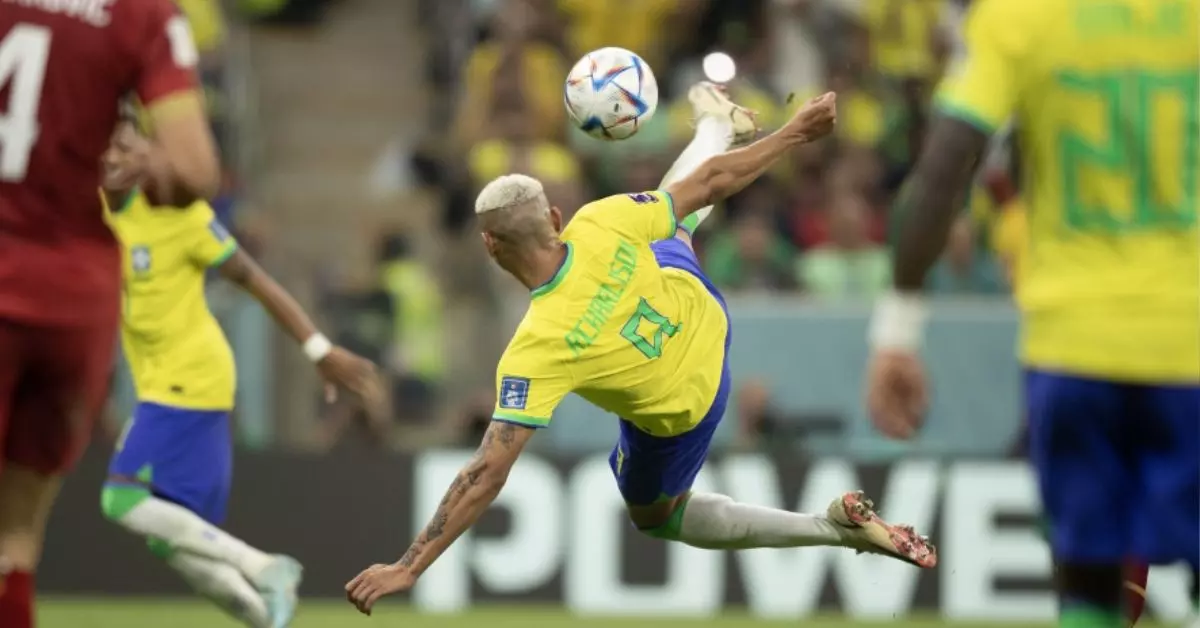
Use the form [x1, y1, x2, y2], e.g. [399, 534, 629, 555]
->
[868, 292, 928, 351]
[303, 333, 333, 362]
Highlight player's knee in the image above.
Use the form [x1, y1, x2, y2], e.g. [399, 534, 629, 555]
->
[631, 495, 690, 540]
[100, 480, 150, 523]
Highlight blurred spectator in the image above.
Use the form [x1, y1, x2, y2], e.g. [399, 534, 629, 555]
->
[458, 389, 497, 447]
[557, 0, 692, 70]
[705, 190, 798, 292]
[467, 93, 585, 218]
[317, 286, 397, 451]
[465, 79, 583, 208]
[858, 0, 951, 87]
[799, 193, 890, 299]
[734, 379, 781, 451]
[927, 216, 1006, 296]
[379, 233, 446, 422]
[177, 0, 226, 62]
[454, 0, 568, 147]
[792, 154, 886, 250]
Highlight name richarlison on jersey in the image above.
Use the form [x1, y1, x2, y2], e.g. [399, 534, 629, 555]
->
[564, 239, 638, 357]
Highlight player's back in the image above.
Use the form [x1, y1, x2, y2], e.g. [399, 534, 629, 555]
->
[0, 0, 197, 326]
[494, 192, 729, 437]
[969, 0, 1199, 382]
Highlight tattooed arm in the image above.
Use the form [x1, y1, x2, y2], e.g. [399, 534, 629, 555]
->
[396, 420, 536, 576]
[345, 419, 538, 614]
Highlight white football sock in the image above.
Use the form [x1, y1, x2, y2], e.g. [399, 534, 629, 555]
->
[660, 116, 734, 232]
[676, 492, 848, 550]
[117, 496, 274, 582]
[168, 553, 271, 628]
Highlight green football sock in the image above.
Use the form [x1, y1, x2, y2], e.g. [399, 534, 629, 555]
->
[1060, 606, 1122, 628]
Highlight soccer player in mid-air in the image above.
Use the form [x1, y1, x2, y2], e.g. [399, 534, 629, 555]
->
[0, 1, 221, 625]
[99, 117, 388, 628]
[864, 1, 1199, 626]
[345, 84, 938, 614]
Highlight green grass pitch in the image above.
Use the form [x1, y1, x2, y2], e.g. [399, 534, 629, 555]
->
[39, 598, 1173, 628]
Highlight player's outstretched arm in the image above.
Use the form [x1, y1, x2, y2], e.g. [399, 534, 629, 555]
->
[345, 420, 537, 615]
[665, 92, 837, 221]
[219, 251, 388, 415]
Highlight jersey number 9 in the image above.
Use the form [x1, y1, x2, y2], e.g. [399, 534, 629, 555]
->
[620, 297, 680, 359]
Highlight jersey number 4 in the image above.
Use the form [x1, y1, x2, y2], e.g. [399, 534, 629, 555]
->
[620, 297, 680, 359]
[0, 24, 51, 183]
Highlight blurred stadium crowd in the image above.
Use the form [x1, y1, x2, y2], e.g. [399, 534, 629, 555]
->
[107, 0, 1024, 452]
[419, 0, 1022, 300]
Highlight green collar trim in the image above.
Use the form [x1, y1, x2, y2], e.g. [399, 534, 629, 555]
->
[114, 187, 139, 213]
[531, 242, 574, 298]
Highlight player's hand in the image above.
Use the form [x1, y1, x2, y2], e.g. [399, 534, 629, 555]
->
[864, 349, 928, 440]
[345, 562, 415, 615]
[318, 347, 390, 417]
[784, 92, 837, 144]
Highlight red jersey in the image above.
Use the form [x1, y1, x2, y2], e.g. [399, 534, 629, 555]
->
[0, 0, 200, 326]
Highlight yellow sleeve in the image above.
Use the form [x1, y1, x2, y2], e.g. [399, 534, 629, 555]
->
[934, 0, 1029, 135]
[182, 202, 238, 268]
[572, 191, 678, 245]
[492, 329, 573, 428]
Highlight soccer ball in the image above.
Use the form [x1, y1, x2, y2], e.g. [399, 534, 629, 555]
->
[564, 47, 658, 141]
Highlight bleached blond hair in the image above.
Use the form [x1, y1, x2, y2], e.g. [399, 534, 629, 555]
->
[474, 174, 549, 216]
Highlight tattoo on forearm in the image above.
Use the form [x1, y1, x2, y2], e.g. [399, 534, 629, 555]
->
[395, 421, 529, 571]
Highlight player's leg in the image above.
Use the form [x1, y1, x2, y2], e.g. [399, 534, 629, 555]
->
[1027, 370, 1131, 628]
[658, 83, 757, 240]
[100, 403, 299, 627]
[610, 349, 933, 564]
[1123, 561, 1149, 626]
[0, 322, 112, 628]
[1130, 383, 1200, 574]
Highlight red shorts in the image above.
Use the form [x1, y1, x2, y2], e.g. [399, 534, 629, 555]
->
[0, 319, 116, 475]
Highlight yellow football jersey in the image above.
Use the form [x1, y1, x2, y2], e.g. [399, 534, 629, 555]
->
[937, 0, 1200, 384]
[492, 191, 729, 437]
[104, 191, 239, 410]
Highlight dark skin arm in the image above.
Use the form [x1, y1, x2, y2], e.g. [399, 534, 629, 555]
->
[345, 420, 537, 614]
[865, 115, 992, 440]
[218, 250, 388, 411]
[219, 250, 318, 345]
[890, 116, 991, 289]
[666, 93, 838, 222]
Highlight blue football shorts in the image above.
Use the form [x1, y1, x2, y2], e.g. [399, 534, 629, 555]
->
[1026, 370, 1200, 568]
[109, 401, 233, 524]
[608, 236, 732, 506]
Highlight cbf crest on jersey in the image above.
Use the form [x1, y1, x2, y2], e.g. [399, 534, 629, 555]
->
[130, 245, 152, 274]
[627, 193, 658, 205]
[499, 376, 530, 410]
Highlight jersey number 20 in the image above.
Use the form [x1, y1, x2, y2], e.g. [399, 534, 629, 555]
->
[620, 298, 680, 359]
[0, 24, 50, 183]
[1057, 70, 1198, 232]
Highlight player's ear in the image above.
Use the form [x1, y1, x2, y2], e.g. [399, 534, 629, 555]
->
[481, 231, 499, 257]
[549, 206, 563, 233]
